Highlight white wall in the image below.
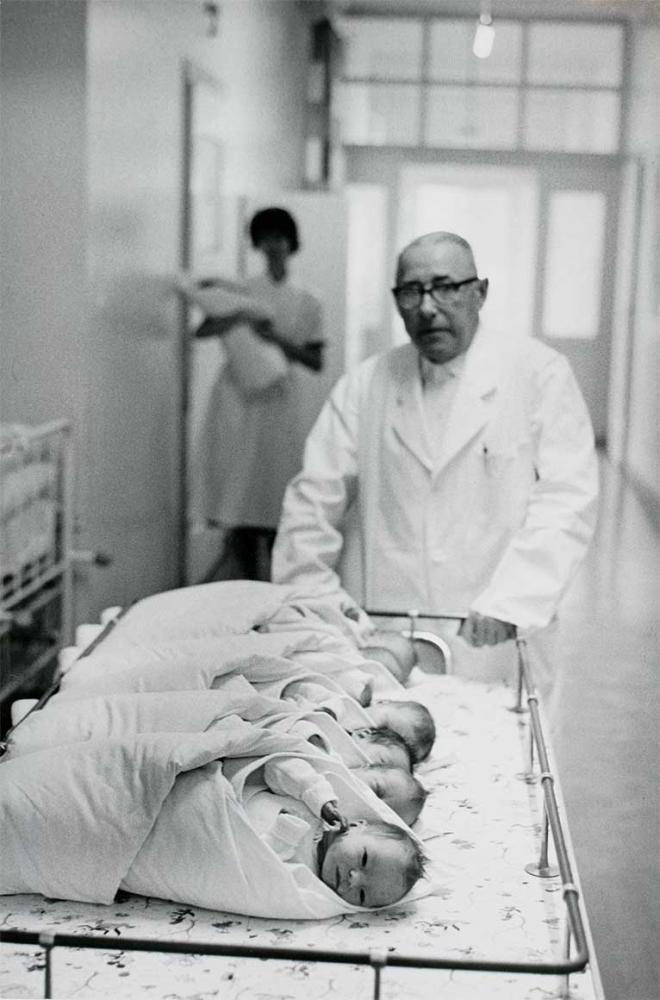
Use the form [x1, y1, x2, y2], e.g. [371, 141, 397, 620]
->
[0, 0, 318, 625]
[0, 2, 88, 430]
[623, 22, 660, 506]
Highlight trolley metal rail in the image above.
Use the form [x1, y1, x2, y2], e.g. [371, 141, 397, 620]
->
[0, 611, 592, 999]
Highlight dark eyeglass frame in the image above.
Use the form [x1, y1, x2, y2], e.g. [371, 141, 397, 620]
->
[391, 276, 480, 310]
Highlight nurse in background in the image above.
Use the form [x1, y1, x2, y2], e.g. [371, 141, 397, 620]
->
[272, 230, 599, 723]
[196, 207, 325, 581]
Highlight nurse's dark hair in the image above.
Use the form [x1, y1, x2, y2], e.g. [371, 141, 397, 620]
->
[249, 207, 300, 253]
[368, 821, 428, 895]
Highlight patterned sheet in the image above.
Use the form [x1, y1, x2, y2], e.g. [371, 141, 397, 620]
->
[0, 673, 602, 1000]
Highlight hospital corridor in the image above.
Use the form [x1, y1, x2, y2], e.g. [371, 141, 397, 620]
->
[1, 2, 658, 999]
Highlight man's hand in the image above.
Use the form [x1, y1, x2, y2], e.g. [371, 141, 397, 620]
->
[458, 611, 516, 647]
[320, 801, 348, 832]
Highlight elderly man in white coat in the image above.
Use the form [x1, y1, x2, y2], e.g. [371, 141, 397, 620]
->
[271, 231, 599, 725]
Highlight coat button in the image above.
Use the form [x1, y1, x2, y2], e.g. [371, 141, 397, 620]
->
[431, 549, 444, 563]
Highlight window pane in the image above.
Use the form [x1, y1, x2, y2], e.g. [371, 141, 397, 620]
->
[339, 83, 420, 145]
[429, 19, 522, 83]
[528, 23, 623, 86]
[524, 89, 620, 152]
[543, 191, 605, 340]
[341, 18, 423, 80]
[425, 86, 519, 148]
[400, 168, 539, 339]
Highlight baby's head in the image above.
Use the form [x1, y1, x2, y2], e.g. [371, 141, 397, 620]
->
[354, 764, 428, 827]
[351, 726, 413, 772]
[362, 630, 417, 684]
[368, 700, 436, 764]
[319, 819, 427, 907]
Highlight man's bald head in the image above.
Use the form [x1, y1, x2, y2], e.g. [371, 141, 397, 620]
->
[396, 232, 477, 284]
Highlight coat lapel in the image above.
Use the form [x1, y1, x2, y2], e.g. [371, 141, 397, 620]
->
[389, 346, 434, 473]
[432, 327, 500, 478]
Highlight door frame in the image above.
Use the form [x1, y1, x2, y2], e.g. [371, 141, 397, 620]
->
[345, 147, 623, 445]
[179, 60, 225, 585]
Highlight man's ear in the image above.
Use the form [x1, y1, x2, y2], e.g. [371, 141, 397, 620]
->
[477, 278, 489, 306]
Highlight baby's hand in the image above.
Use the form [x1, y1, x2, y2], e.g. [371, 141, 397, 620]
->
[321, 800, 348, 832]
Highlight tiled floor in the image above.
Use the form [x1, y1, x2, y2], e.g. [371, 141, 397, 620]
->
[552, 458, 659, 1000]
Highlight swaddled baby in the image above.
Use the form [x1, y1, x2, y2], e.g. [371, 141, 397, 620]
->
[279, 681, 429, 824]
[282, 677, 436, 767]
[366, 700, 436, 764]
[360, 630, 418, 686]
[303, 723, 427, 826]
[245, 754, 427, 908]
[351, 763, 427, 827]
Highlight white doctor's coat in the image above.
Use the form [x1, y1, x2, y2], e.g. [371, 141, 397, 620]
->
[272, 327, 598, 633]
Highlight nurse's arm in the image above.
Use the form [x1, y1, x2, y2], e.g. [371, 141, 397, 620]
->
[258, 329, 325, 371]
[258, 294, 325, 371]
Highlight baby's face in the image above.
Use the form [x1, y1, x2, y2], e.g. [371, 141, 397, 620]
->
[355, 765, 421, 826]
[320, 822, 410, 907]
[352, 729, 411, 770]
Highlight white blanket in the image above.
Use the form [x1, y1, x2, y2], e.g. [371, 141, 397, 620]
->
[1, 710, 424, 918]
[2, 582, 434, 917]
[97, 581, 294, 650]
[55, 632, 318, 702]
[7, 677, 284, 756]
[123, 727, 419, 919]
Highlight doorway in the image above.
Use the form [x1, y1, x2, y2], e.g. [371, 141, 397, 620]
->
[182, 184, 348, 585]
[345, 150, 620, 444]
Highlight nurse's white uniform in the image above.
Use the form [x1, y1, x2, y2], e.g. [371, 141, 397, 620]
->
[200, 274, 323, 530]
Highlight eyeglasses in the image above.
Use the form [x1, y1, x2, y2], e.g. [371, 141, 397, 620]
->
[391, 276, 479, 310]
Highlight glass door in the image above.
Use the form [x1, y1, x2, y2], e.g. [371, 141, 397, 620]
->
[533, 157, 620, 445]
[345, 149, 620, 444]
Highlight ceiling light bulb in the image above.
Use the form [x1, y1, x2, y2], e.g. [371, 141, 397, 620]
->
[473, 14, 495, 59]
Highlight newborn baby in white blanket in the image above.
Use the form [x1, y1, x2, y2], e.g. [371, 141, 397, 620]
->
[232, 751, 427, 908]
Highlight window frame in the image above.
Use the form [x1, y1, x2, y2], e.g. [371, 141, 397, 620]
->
[337, 14, 627, 154]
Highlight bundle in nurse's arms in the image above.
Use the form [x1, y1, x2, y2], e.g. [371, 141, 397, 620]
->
[174, 272, 275, 331]
[175, 272, 287, 395]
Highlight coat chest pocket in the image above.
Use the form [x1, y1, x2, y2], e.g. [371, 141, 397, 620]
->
[478, 437, 536, 523]
[482, 437, 533, 471]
